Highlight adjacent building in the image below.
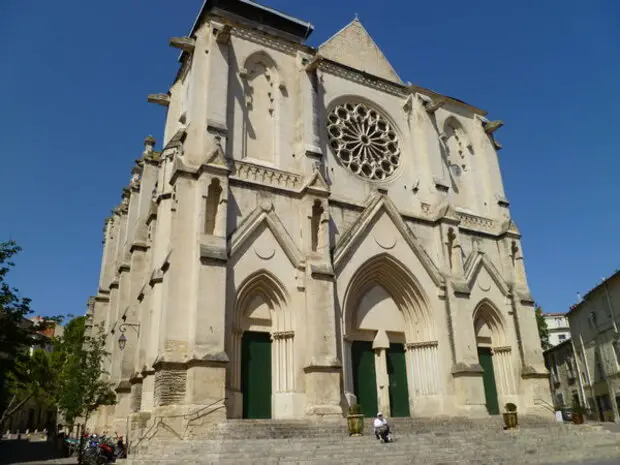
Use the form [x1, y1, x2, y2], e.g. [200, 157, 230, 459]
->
[568, 270, 620, 422]
[87, 0, 550, 441]
[543, 339, 579, 409]
[1, 316, 63, 434]
[544, 312, 570, 347]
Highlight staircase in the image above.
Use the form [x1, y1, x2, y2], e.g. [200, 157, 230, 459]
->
[124, 417, 620, 464]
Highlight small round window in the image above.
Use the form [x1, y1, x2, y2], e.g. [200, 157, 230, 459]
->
[327, 102, 401, 181]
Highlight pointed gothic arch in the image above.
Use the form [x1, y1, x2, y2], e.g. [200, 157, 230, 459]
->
[234, 270, 291, 333]
[473, 298, 516, 402]
[473, 299, 508, 347]
[343, 253, 433, 342]
[229, 270, 295, 419]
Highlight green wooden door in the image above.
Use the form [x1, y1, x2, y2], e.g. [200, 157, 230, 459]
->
[478, 347, 500, 415]
[351, 341, 378, 417]
[241, 331, 272, 419]
[387, 343, 410, 417]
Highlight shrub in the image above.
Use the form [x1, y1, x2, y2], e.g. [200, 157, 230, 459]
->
[505, 403, 517, 412]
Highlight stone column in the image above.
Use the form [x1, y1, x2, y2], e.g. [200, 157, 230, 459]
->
[373, 331, 391, 416]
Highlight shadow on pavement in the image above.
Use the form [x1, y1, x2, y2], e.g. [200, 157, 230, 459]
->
[0, 439, 74, 465]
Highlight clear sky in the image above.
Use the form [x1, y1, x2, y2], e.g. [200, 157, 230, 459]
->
[1, 0, 619, 319]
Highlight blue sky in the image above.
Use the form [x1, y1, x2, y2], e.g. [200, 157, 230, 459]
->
[1, 0, 619, 319]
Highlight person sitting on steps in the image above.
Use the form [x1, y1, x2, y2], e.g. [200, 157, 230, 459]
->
[373, 412, 392, 443]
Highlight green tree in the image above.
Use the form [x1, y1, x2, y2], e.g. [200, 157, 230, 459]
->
[0, 348, 59, 425]
[536, 306, 551, 350]
[0, 240, 60, 422]
[56, 321, 116, 427]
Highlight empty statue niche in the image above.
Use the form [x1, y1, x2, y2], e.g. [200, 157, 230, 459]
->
[443, 117, 473, 180]
[241, 52, 281, 163]
[204, 178, 222, 235]
[310, 199, 325, 252]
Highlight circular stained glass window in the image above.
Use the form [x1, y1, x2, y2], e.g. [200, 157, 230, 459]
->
[326, 102, 401, 181]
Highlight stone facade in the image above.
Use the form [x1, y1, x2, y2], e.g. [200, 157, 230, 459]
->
[568, 270, 620, 422]
[543, 339, 579, 409]
[87, 0, 549, 440]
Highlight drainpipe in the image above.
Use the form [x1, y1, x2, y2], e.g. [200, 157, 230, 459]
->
[570, 336, 588, 406]
[578, 333, 594, 405]
[603, 282, 618, 334]
[603, 281, 619, 421]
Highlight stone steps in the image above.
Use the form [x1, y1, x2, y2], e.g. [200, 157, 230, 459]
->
[125, 418, 620, 464]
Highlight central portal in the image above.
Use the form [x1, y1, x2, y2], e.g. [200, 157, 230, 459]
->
[241, 331, 272, 419]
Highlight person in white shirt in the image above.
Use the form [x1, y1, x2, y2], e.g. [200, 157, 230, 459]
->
[373, 412, 392, 442]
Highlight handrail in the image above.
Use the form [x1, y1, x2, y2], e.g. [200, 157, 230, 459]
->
[129, 398, 227, 452]
[534, 398, 556, 413]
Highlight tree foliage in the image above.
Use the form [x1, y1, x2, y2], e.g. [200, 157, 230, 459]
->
[0, 241, 35, 361]
[536, 306, 551, 350]
[0, 348, 60, 425]
[56, 321, 116, 425]
[0, 240, 60, 422]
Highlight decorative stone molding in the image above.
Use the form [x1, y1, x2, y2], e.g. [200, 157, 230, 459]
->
[456, 211, 495, 231]
[327, 102, 401, 181]
[493, 345, 512, 354]
[318, 59, 406, 97]
[405, 340, 439, 350]
[231, 160, 303, 191]
[231, 25, 299, 56]
[272, 331, 294, 340]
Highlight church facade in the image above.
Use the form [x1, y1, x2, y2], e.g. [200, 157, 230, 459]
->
[88, 0, 550, 438]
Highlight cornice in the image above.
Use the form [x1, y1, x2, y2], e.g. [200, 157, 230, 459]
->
[318, 58, 406, 97]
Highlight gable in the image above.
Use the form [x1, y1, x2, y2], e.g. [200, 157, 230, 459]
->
[333, 194, 442, 286]
[465, 252, 510, 296]
[318, 19, 402, 84]
[229, 205, 304, 269]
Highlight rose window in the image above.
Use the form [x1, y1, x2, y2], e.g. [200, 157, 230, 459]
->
[327, 102, 401, 181]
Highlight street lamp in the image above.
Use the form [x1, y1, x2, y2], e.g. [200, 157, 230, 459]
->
[116, 315, 140, 351]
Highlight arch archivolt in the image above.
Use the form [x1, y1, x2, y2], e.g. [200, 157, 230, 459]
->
[343, 253, 433, 343]
[229, 270, 295, 397]
[342, 253, 441, 402]
[473, 299, 517, 396]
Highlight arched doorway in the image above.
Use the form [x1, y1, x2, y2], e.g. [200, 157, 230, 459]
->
[230, 271, 294, 419]
[343, 254, 437, 418]
[473, 300, 511, 415]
